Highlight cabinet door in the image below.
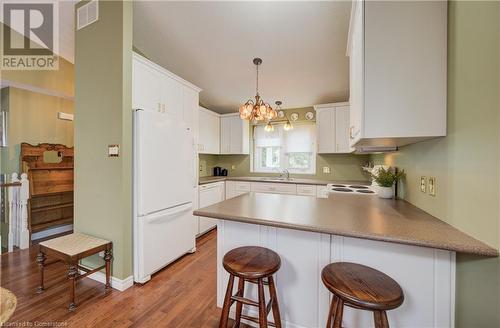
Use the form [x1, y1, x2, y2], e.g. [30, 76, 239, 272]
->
[199, 108, 220, 154]
[335, 106, 351, 153]
[133, 59, 162, 112]
[183, 87, 198, 130]
[198, 183, 224, 234]
[161, 75, 183, 119]
[229, 116, 241, 154]
[208, 113, 220, 154]
[317, 109, 335, 153]
[220, 117, 231, 154]
[348, 2, 364, 146]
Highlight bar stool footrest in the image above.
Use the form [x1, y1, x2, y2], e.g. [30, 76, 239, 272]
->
[240, 314, 277, 327]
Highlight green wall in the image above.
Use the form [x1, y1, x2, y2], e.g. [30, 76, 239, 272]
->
[74, 1, 133, 279]
[372, 1, 500, 326]
[0, 87, 74, 174]
[200, 107, 370, 181]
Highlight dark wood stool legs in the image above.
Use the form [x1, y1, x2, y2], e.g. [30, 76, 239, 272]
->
[36, 250, 46, 294]
[374, 311, 389, 328]
[326, 296, 344, 328]
[220, 275, 282, 328]
[220, 275, 235, 328]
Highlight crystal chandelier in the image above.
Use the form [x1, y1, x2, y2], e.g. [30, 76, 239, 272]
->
[239, 58, 277, 122]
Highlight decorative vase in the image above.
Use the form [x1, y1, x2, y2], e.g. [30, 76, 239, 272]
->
[377, 186, 394, 199]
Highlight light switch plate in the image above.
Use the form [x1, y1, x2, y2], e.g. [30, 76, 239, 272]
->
[323, 166, 331, 174]
[420, 176, 427, 193]
[428, 177, 436, 196]
[108, 144, 119, 157]
[231, 165, 236, 170]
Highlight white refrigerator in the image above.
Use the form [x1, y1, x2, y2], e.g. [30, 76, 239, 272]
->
[133, 108, 196, 283]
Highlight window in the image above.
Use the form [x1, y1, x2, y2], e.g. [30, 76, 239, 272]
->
[253, 123, 316, 174]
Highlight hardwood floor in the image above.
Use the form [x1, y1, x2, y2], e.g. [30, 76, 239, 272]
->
[1, 230, 247, 327]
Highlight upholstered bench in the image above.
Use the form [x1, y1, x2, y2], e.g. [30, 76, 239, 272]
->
[37, 233, 113, 311]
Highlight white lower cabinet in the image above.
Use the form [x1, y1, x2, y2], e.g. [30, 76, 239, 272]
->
[250, 182, 297, 195]
[225, 181, 251, 199]
[198, 182, 225, 235]
[225, 180, 327, 199]
[296, 184, 317, 196]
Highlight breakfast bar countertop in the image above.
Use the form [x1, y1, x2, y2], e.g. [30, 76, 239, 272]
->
[194, 192, 499, 257]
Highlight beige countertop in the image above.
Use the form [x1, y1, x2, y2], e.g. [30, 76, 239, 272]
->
[198, 176, 370, 186]
[194, 192, 498, 257]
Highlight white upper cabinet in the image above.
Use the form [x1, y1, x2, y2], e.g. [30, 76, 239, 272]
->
[198, 107, 220, 154]
[132, 53, 201, 120]
[347, 0, 447, 150]
[220, 114, 249, 154]
[133, 58, 162, 112]
[314, 102, 352, 154]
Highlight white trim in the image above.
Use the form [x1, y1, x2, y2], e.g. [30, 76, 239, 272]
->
[0, 80, 74, 100]
[313, 102, 350, 112]
[132, 52, 202, 93]
[31, 224, 73, 241]
[79, 265, 134, 292]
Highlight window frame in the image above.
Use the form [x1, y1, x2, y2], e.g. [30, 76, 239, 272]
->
[252, 123, 316, 175]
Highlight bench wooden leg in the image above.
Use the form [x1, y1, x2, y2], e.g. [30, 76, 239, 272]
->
[36, 249, 46, 294]
[104, 249, 113, 289]
[68, 264, 78, 311]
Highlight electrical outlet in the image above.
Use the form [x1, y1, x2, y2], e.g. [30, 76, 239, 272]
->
[323, 166, 331, 174]
[420, 176, 427, 193]
[428, 177, 436, 196]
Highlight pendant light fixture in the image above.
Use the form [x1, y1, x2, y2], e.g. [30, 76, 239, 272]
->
[239, 58, 277, 122]
[277, 101, 293, 131]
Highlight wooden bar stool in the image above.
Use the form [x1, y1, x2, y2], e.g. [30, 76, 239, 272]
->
[37, 233, 113, 311]
[322, 262, 404, 328]
[220, 246, 282, 328]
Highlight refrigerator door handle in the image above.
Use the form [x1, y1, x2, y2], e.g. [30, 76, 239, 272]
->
[145, 203, 193, 224]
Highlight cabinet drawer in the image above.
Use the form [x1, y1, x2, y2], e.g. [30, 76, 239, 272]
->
[251, 182, 297, 195]
[234, 182, 251, 192]
[296, 185, 317, 196]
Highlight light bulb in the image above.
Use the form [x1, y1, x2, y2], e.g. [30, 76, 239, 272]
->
[264, 122, 274, 132]
[239, 103, 253, 120]
[284, 120, 293, 131]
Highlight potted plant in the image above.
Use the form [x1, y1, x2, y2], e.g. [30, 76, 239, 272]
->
[371, 167, 404, 199]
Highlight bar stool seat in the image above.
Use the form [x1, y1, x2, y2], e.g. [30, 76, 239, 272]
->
[322, 262, 404, 328]
[223, 246, 281, 279]
[220, 246, 282, 328]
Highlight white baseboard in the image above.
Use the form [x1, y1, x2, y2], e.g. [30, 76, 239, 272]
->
[79, 266, 134, 292]
[31, 224, 73, 241]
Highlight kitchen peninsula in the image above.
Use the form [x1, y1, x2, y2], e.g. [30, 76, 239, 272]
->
[194, 193, 498, 328]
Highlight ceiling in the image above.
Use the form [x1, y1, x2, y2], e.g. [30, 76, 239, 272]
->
[133, 1, 351, 114]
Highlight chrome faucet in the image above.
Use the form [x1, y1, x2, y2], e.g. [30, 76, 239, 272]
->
[279, 169, 290, 181]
